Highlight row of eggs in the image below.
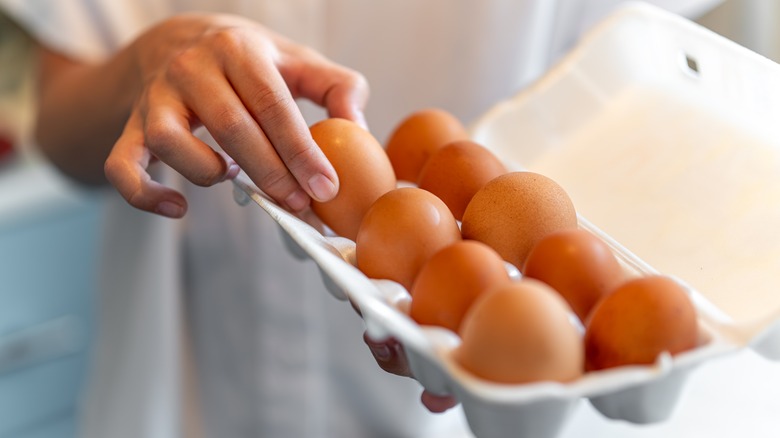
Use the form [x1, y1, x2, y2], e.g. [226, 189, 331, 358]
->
[306, 109, 699, 384]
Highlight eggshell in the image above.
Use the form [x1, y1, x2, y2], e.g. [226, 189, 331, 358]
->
[355, 187, 461, 290]
[310, 118, 397, 240]
[584, 275, 699, 371]
[384, 108, 469, 183]
[410, 240, 511, 332]
[461, 171, 578, 270]
[523, 228, 626, 323]
[417, 140, 508, 221]
[455, 279, 584, 384]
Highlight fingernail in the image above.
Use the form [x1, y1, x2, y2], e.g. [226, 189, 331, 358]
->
[369, 343, 392, 362]
[156, 201, 185, 218]
[224, 163, 241, 181]
[354, 110, 369, 130]
[308, 173, 338, 202]
[285, 188, 310, 211]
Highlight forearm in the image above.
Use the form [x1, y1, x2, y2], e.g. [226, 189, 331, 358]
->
[35, 45, 139, 185]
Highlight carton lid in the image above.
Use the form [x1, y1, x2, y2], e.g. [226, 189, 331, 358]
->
[470, 2, 780, 338]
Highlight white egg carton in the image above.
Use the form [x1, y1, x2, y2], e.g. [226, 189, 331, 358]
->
[232, 2, 780, 437]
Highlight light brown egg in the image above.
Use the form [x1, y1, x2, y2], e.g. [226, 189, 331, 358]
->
[461, 171, 578, 270]
[384, 108, 469, 183]
[410, 240, 511, 332]
[455, 279, 584, 384]
[523, 228, 626, 323]
[355, 187, 461, 290]
[417, 140, 508, 221]
[584, 275, 699, 371]
[310, 118, 397, 241]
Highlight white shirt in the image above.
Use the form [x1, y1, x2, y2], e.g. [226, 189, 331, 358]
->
[0, 1, 735, 438]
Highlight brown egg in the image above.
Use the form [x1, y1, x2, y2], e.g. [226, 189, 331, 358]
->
[356, 187, 461, 290]
[584, 275, 698, 371]
[384, 108, 469, 183]
[461, 171, 578, 270]
[417, 140, 508, 221]
[310, 118, 397, 241]
[410, 240, 511, 332]
[523, 228, 626, 323]
[455, 279, 584, 384]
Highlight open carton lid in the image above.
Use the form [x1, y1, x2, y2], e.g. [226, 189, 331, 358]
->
[232, 2, 780, 435]
[470, 0, 780, 356]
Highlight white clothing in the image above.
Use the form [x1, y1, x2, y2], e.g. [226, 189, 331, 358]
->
[0, 1, 730, 437]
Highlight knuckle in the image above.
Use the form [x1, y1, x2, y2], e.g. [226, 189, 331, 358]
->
[251, 85, 291, 127]
[143, 118, 178, 155]
[143, 118, 224, 187]
[104, 159, 151, 210]
[126, 186, 151, 211]
[166, 48, 200, 80]
[208, 27, 247, 56]
[346, 68, 369, 91]
[210, 107, 252, 143]
[103, 154, 122, 183]
[189, 163, 225, 187]
[257, 166, 293, 195]
[284, 142, 318, 173]
[294, 44, 323, 62]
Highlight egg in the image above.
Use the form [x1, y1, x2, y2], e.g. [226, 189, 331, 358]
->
[461, 171, 578, 270]
[384, 108, 469, 183]
[584, 275, 699, 371]
[417, 140, 508, 221]
[523, 228, 626, 323]
[309, 118, 397, 240]
[455, 279, 584, 384]
[410, 240, 511, 332]
[356, 187, 461, 290]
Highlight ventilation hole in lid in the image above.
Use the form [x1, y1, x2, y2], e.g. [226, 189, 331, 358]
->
[681, 52, 700, 77]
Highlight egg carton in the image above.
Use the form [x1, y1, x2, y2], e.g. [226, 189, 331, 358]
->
[232, 2, 780, 437]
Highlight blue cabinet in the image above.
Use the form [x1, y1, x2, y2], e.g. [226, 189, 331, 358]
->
[0, 160, 102, 438]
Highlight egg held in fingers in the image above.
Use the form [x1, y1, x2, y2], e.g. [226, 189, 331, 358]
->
[309, 118, 396, 241]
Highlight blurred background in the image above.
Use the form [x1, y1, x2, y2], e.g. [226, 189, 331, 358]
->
[0, 10, 104, 438]
[0, 0, 778, 437]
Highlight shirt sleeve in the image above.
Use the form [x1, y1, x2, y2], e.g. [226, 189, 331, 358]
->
[0, 0, 166, 62]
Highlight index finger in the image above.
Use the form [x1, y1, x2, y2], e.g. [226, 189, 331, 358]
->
[222, 44, 341, 204]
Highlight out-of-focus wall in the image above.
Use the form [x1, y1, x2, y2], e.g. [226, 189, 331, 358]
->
[698, 0, 780, 62]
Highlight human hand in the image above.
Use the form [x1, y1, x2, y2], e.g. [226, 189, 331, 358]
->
[363, 333, 459, 413]
[104, 13, 369, 217]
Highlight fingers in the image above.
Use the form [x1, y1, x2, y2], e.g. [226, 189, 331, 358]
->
[362, 333, 459, 414]
[421, 391, 458, 414]
[363, 333, 411, 377]
[105, 90, 238, 218]
[177, 62, 318, 211]
[142, 83, 239, 187]
[279, 46, 370, 128]
[104, 110, 190, 218]
[220, 34, 341, 210]
[107, 20, 371, 217]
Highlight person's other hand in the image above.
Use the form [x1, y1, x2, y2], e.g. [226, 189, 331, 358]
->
[363, 333, 459, 413]
[104, 13, 369, 217]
